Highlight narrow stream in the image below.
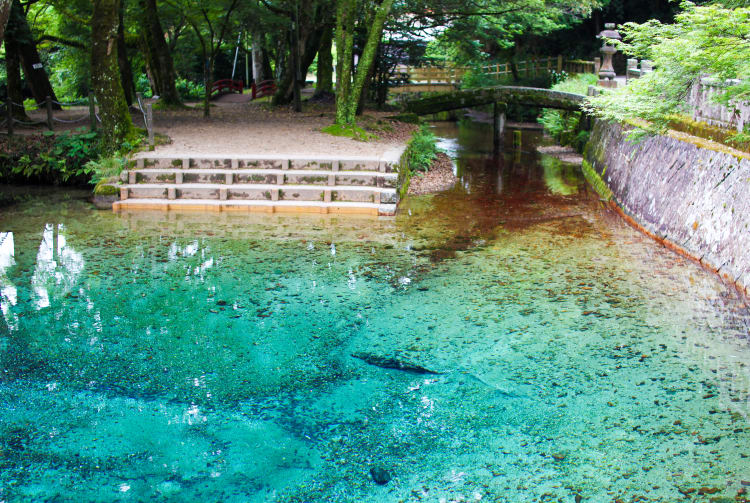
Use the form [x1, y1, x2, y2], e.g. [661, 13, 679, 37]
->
[0, 119, 748, 502]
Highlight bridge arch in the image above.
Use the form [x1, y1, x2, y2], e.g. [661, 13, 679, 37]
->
[403, 86, 586, 116]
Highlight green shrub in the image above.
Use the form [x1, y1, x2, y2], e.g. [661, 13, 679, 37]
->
[0, 129, 102, 185]
[176, 78, 205, 101]
[403, 124, 440, 174]
[538, 73, 598, 152]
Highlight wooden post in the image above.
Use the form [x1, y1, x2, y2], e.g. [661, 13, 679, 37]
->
[88, 92, 97, 131]
[594, 57, 601, 76]
[147, 103, 154, 150]
[46, 96, 53, 131]
[557, 55, 563, 73]
[493, 102, 506, 155]
[6, 96, 13, 137]
[513, 130, 522, 149]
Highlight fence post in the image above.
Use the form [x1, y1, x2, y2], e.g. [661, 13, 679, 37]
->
[46, 96, 53, 131]
[6, 96, 13, 137]
[88, 92, 97, 131]
[146, 103, 154, 150]
[557, 55, 563, 73]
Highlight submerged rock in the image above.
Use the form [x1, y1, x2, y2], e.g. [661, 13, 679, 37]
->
[370, 466, 392, 485]
[352, 352, 440, 374]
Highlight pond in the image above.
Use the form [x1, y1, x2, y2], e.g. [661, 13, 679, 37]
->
[0, 120, 748, 502]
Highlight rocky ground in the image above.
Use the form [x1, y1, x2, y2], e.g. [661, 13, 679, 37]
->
[407, 152, 457, 195]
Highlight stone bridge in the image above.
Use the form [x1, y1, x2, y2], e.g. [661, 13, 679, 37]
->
[403, 86, 586, 116]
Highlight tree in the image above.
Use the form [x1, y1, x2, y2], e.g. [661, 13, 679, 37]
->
[138, 0, 181, 106]
[334, 0, 394, 126]
[0, 0, 11, 46]
[8, 0, 61, 108]
[314, 23, 333, 97]
[585, 1, 750, 132]
[90, 0, 136, 152]
[167, 0, 240, 117]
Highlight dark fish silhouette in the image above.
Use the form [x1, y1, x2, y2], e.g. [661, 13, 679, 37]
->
[351, 352, 441, 374]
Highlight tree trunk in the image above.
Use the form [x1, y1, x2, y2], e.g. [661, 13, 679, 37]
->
[139, 0, 181, 106]
[334, 0, 355, 125]
[0, 0, 12, 47]
[335, 0, 393, 125]
[314, 24, 333, 97]
[10, 0, 60, 109]
[202, 57, 213, 117]
[5, 29, 28, 121]
[91, 0, 135, 153]
[251, 33, 265, 82]
[117, 4, 135, 106]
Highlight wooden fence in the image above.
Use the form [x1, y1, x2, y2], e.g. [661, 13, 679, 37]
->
[392, 56, 598, 91]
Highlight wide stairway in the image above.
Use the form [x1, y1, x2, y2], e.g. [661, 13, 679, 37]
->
[113, 154, 402, 216]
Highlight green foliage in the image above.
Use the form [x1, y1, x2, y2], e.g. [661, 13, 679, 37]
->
[0, 129, 102, 185]
[585, 2, 750, 132]
[175, 78, 205, 101]
[85, 156, 125, 186]
[539, 73, 597, 151]
[403, 124, 440, 174]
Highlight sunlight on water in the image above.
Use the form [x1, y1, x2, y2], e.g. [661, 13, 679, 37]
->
[0, 123, 748, 502]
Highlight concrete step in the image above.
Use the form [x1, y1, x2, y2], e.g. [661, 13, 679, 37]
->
[120, 183, 398, 204]
[136, 157, 398, 173]
[112, 198, 397, 216]
[127, 169, 397, 188]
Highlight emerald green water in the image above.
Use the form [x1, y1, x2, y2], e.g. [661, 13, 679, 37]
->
[1, 122, 749, 502]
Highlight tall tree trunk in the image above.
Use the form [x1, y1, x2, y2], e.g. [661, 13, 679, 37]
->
[139, 0, 181, 106]
[5, 28, 28, 121]
[117, 5, 135, 106]
[0, 0, 10, 47]
[202, 56, 213, 117]
[251, 33, 265, 82]
[335, 0, 393, 126]
[314, 24, 333, 97]
[10, 0, 60, 109]
[91, 0, 135, 153]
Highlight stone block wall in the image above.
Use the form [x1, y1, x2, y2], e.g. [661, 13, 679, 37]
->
[584, 120, 750, 296]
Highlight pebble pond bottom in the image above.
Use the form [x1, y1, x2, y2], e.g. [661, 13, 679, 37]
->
[0, 123, 749, 502]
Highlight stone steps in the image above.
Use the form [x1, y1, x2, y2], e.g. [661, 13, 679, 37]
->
[114, 154, 404, 216]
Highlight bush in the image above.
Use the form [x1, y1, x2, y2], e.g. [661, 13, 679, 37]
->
[176, 78, 205, 101]
[0, 129, 101, 185]
[403, 124, 440, 173]
[538, 73, 598, 152]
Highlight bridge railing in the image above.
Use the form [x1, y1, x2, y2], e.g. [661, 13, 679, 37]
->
[251, 80, 277, 100]
[391, 56, 598, 90]
[211, 79, 244, 96]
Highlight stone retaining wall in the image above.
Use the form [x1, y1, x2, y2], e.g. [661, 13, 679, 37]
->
[584, 120, 750, 297]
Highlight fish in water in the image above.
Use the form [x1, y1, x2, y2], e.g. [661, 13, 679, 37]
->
[351, 352, 441, 374]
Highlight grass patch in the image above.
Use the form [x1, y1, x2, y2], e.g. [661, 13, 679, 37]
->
[321, 123, 378, 141]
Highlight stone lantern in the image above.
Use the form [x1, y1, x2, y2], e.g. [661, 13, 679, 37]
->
[597, 23, 621, 88]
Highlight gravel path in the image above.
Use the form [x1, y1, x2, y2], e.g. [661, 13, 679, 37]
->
[144, 101, 413, 159]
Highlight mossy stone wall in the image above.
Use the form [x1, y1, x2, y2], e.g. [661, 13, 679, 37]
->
[586, 120, 750, 295]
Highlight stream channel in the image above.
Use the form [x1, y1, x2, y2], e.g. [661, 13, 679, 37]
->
[0, 118, 749, 502]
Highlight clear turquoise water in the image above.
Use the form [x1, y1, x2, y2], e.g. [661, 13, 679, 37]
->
[1, 122, 749, 502]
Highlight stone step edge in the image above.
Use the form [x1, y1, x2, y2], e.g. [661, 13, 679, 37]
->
[136, 158, 395, 173]
[121, 183, 397, 193]
[112, 198, 397, 216]
[129, 168, 398, 178]
[134, 151, 404, 163]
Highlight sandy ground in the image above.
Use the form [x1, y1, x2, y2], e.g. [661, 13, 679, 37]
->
[146, 99, 413, 159]
[536, 144, 583, 164]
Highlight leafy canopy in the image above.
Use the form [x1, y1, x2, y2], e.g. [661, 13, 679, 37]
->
[585, 1, 750, 132]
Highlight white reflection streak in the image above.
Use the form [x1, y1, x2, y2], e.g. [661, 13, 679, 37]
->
[31, 224, 85, 310]
[0, 232, 18, 331]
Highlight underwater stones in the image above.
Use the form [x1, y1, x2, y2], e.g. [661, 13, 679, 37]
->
[370, 466, 392, 485]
